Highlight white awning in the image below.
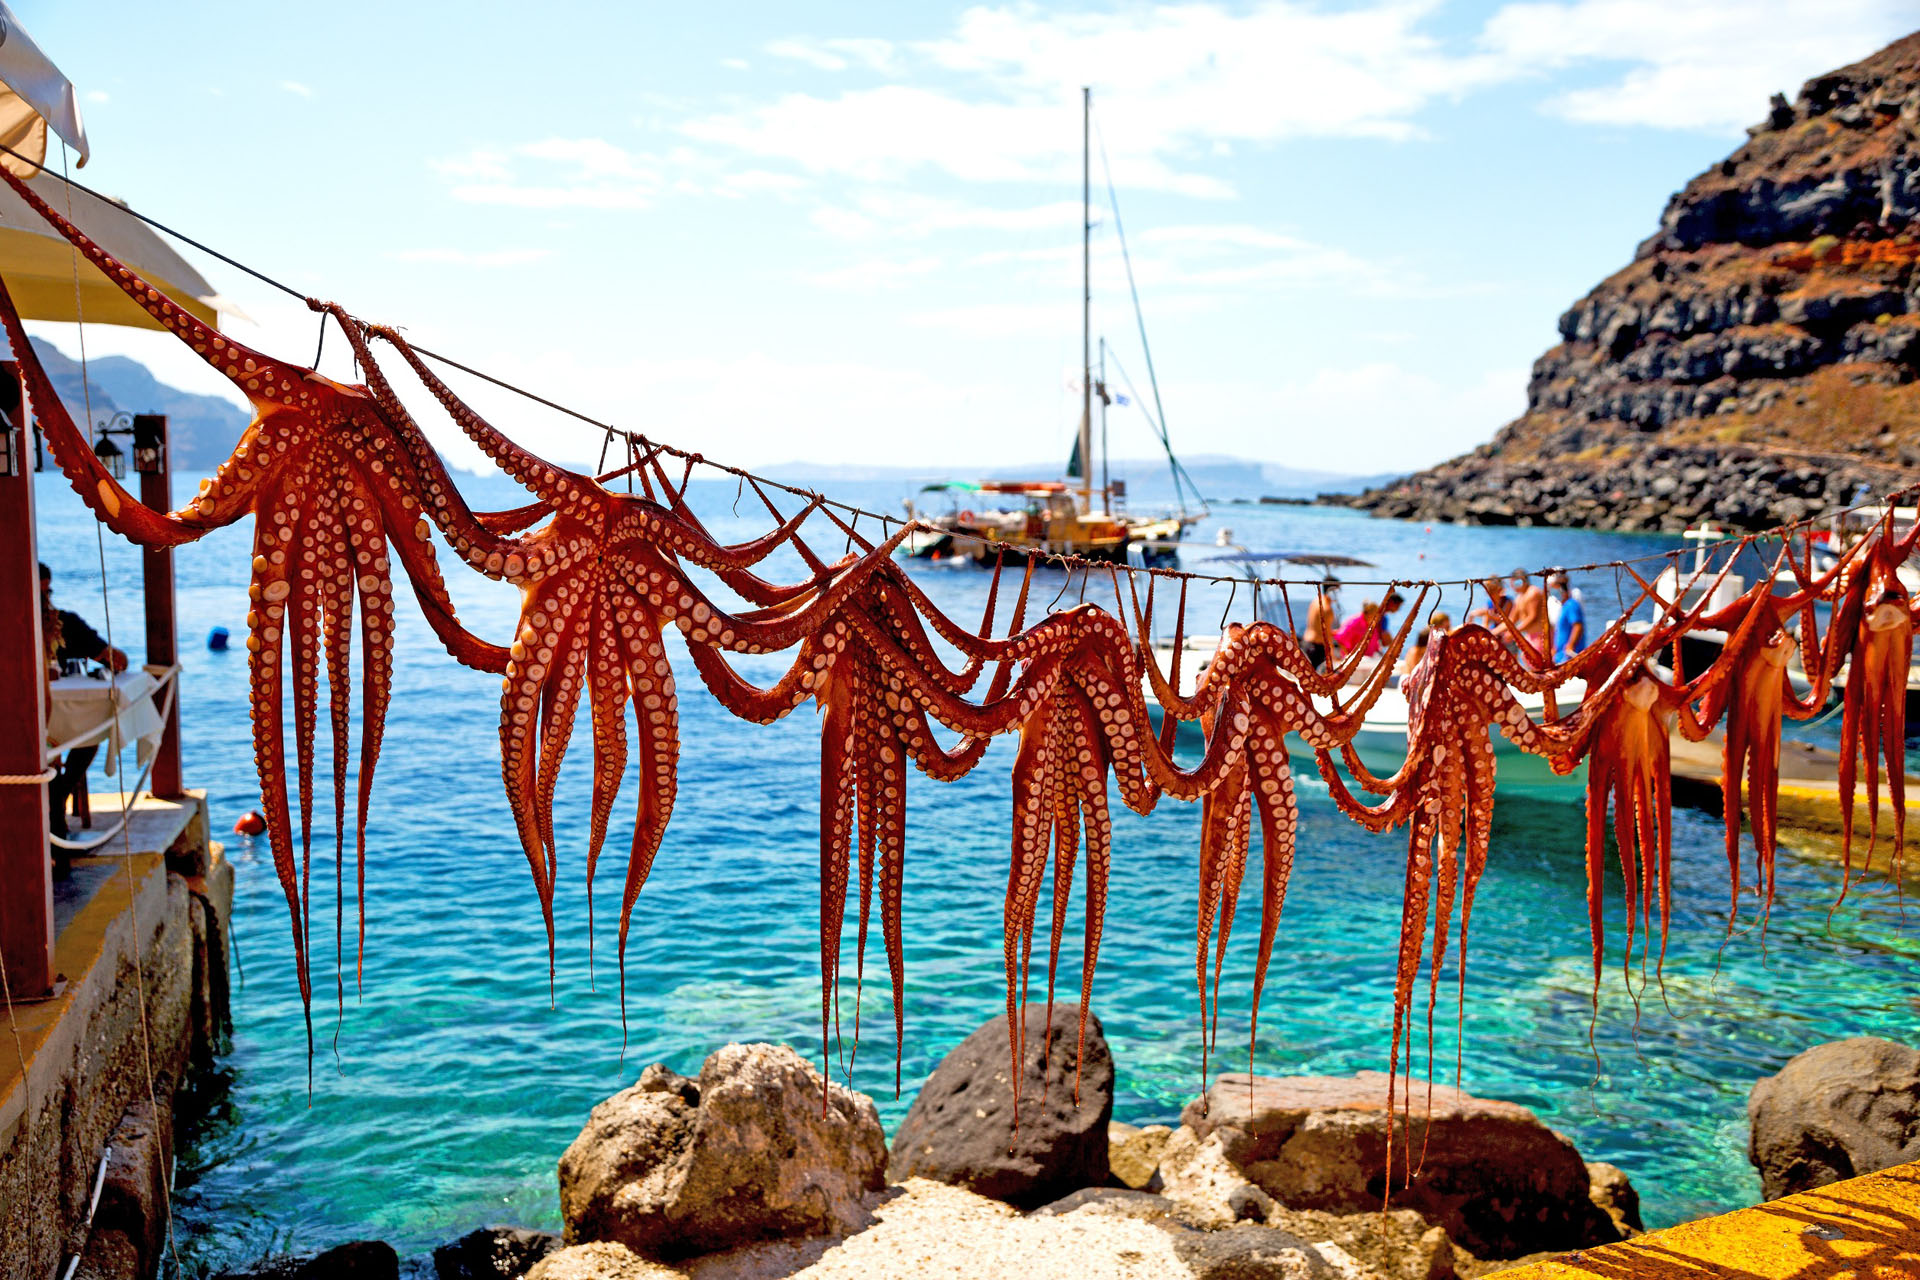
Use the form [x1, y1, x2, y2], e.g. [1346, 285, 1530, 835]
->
[0, 2, 87, 175]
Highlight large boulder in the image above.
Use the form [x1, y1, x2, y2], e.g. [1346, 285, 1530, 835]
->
[1748, 1037, 1920, 1200]
[557, 1045, 886, 1258]
[1182, 1071, 1619, 1259]
[887, 1005, 1114, 1207]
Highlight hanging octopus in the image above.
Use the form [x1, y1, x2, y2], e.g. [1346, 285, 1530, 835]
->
[0, 172, 513, 1052]
[1124, 601, 1424, 1085]
[1311, 623, 1638, 1182]
[350, 325, 921, 996]
[1680, 549, 1841, 927]
[1547, 631, 1709, 1012]
[1824, 525, 1919, 883]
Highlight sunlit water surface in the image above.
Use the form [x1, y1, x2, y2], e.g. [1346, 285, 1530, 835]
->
[32, 474, 1920, 1271]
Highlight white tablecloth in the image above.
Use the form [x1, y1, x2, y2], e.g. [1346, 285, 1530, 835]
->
[46, 668, 165, 776]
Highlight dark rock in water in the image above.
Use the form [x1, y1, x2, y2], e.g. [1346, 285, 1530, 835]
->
[887, 1004, 1114, 1208]
[1748, 1036, 1920, 1200]
[216, 1240, 399, 1280]
[1183, 1071, 1624, 1259]
[558, 1042, 885, 1258]
[431, 1226, 560, 1279]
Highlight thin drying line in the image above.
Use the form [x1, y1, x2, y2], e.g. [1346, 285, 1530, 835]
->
[5, 140, 1918, 593]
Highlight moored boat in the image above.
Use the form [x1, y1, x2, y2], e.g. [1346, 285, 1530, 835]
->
[905, 88, 1202, 568]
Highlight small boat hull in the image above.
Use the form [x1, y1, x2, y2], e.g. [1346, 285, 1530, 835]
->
[1145, 705, 1587, 799]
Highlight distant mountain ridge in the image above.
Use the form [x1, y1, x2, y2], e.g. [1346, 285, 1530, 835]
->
[28, 338, 250, 471]
[761, 454, 1393, 499]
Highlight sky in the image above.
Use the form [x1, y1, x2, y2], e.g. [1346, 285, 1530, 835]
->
[13, 1, 1920, 477]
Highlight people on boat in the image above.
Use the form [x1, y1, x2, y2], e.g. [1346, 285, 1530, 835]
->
[1333, 600, 1382, 658]
[41, 563, 129, 840]
[1507, 569, 1550, 665]
[1550, 574, 1585, 662]
[1331, 589, 1405, 660]
[1301, 578, 1340, 670]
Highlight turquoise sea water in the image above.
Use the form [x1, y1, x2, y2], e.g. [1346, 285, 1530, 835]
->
[31, 473, 1920, 1272]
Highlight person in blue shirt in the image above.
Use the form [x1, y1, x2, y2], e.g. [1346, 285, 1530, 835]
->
[1550, 573, 1585, 663]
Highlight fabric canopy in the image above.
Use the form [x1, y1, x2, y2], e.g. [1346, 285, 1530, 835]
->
[0, 172, 223, 330]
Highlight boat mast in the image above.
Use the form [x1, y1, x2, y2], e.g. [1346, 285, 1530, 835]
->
[1079, 85, 1093, 516]
[1099, 337, 1110, 506]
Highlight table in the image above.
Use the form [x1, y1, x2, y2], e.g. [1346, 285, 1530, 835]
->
[46, 668, 167, 777]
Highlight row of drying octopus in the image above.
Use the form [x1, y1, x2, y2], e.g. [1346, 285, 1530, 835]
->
[5, 164, 1915, 1123]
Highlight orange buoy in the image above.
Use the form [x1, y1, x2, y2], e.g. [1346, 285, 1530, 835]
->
[233, 810, 267, 837]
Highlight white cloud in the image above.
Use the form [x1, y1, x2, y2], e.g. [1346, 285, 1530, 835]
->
[1482, 0, 1919, 132]
[279, 80, 313, 98]
[84, 90, 108, 105]
[684, 4, 1516, 198]
[766, 37, 901, 74]
[435, 137, 663, 210]
[720, 57, 750, 71]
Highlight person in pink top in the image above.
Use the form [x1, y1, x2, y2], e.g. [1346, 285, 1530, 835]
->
[1331, 590, 1404, 660]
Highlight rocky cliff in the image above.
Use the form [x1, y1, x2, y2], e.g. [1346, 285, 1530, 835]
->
[1343, 31, 1920, 531]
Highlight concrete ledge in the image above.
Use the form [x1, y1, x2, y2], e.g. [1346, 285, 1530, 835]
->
[1499, 1162, 1920, 1277]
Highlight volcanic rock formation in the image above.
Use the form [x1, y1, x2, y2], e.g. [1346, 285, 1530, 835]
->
[1343, 31, 1920, 531]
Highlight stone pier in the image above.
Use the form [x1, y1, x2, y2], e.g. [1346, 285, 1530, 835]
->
[0, 790, 232, 1280]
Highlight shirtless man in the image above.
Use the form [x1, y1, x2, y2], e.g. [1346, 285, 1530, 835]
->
[1507, 569, 1550, 665]
[1301, 577, 1340, 670]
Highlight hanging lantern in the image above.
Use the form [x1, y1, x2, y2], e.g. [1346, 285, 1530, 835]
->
[93, 428, 125, 479]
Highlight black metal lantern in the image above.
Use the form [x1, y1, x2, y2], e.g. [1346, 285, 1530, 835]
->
[92, 410, 134, 479]
[93, 429, 126, 479]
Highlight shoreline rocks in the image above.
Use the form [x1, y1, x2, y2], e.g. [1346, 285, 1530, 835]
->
[417, 1040, 1649, 1277]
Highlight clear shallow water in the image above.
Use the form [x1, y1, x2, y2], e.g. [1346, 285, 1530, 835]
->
[32, 474, 1920, 1271]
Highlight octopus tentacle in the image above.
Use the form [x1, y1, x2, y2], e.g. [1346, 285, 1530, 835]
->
[1244, 707, 1298, 1072]
[583, 591, 631, 976]
[245, 502, 311, 1056]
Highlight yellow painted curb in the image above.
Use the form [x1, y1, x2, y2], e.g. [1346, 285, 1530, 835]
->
[1498, 1162, 1920, 1278]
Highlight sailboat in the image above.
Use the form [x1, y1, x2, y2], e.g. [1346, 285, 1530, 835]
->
[905, 87, 1204, 568]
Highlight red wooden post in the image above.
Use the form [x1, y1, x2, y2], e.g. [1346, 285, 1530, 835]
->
[0, 360, 54, 997]
[135, 413, 182, 798]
